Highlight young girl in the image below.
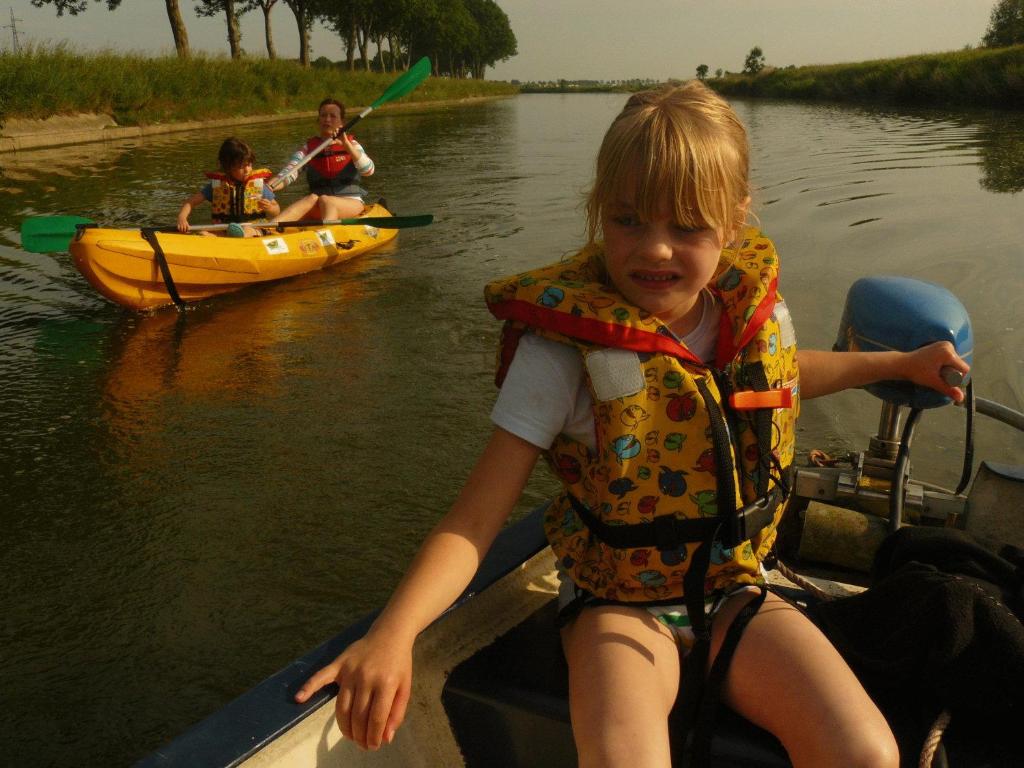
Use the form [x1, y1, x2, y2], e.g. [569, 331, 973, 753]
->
[294, 82, 968, 767]
[271, 98, 375, 223]
[176, 137, 280, 237]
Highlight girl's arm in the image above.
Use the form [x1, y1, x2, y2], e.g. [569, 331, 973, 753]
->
[258, 187, 281, 218]
[176, 191, 208, 232]
[294, 426, 542, 751]
[797, 341, 969, 402]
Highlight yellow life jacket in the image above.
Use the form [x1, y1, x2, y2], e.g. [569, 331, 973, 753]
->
[205, 168, 272, 222]
[485, 229, 800, 603]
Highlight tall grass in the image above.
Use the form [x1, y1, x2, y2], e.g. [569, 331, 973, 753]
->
[0, 44, 517, 126]
[711, 45, 1024, 109]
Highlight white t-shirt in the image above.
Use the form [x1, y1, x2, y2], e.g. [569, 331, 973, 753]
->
[490, 289, 721, 452]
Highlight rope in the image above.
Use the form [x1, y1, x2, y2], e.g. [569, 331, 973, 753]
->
[774, 558, 835, 603]
[918, 709, 951, 768]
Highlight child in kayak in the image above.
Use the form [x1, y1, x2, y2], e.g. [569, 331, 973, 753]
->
[295, 82, 969, 767]
[176, 137, 280, 237]
[270, 98, 375, 223]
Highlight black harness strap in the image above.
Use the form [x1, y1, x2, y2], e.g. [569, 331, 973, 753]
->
[690, 584, 770, 764]
[744, 362, 776, 497]
[140, 229, 186, 309]
[567, 489, 782, 552]
[669, 536, 717, 761]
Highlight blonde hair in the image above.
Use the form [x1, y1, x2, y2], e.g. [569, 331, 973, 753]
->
[585, 81, 750, 245]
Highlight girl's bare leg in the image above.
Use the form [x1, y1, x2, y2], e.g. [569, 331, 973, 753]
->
[272, 193, 320, 223]
[562, 606, 679, 768]
[713, 591, 899, 768]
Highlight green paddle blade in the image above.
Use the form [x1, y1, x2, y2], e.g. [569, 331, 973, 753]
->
[20, 216, 94, 253]
[370, 57, 431, 109]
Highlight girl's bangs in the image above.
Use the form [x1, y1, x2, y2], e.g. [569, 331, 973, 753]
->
[606, 126, 730, 233]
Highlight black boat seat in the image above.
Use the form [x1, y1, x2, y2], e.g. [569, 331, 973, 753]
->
[442, 597, 792, 768]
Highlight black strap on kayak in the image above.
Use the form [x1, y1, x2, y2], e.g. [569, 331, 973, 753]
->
[141, 228, 185, 309]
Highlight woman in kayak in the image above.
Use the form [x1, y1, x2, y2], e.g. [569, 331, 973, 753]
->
[294, 82, 969, 767]
[271, 98, 375, 223]
[176, 137, 280, 237]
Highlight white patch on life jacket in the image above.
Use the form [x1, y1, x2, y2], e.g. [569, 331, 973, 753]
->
[315, 229, 335, 247]
[775, 300, 797, 349]
[585, 348, 644, 401]
[261, 237, 289, 255]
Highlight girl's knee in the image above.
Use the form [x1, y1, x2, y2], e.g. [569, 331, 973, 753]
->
[846, 723, 899, 768]
[793, 719, 898, 768]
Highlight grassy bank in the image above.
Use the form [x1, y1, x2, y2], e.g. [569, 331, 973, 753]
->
[0, 44, 517, 127]
[711, 45, 1024, 109]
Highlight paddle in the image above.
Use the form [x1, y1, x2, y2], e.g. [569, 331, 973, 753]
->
[176, 214, 434, 233]
[268, 56, 431, 190]
[20, 214, 433, 253]
[19, 215, 94, 254]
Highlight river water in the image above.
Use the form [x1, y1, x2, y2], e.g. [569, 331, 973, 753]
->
[2, 94, 1023, 766]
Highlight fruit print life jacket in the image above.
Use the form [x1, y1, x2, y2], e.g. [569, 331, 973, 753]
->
[485, 229, 800, 604]
[205, 168, 272, 223]
[304, 135, 361, 196]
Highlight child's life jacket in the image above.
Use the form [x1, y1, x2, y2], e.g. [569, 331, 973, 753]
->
[485, 229, 800, 603]
[204, 168, 273, 223]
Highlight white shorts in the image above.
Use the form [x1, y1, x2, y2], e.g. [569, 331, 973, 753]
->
[556, 566, 763, 654]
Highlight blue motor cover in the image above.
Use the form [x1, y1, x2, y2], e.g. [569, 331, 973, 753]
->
[834, 276, 973, 409]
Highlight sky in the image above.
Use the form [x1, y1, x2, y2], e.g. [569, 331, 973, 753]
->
[1, 0, 997, 82]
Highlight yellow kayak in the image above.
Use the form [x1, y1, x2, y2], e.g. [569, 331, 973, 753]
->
[69, 203, 398, 311]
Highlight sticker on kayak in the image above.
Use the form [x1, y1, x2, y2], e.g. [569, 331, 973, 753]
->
[261, 237, 289, 255]
[363, 225, 380, 238]
[315, 229, 335, 247]
[299, 239, 319, 255]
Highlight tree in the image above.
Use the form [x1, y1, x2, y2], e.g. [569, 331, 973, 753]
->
[240, 0, 279, 59]
[743, 46, 765, 75]
[696, 64, 709, 81]
[283, 0, 315, 66]
[30, 0, 190, 57]
[715, 68, 723, 78]
[464, 0, 517, 79]
[983, 0, 1024, 47]
[196, 0, 244, 59]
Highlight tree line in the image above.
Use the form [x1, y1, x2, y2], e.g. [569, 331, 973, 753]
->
[695, 1, 1024, 82]
[29, 0, 518, 76]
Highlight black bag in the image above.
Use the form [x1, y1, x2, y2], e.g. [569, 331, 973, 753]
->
[810, 526, 1024, 766]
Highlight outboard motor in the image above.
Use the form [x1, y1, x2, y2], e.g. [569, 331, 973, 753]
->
[795, 277, 974, 540]
[835, 276, 973, 410]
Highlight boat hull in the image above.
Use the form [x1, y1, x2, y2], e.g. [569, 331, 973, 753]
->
[69, 203, 398, 311]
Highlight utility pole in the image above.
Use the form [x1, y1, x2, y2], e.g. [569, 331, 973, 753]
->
[4, 7, 22, 54]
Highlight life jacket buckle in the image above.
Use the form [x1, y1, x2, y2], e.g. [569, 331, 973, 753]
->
[726, 491, 779, 547]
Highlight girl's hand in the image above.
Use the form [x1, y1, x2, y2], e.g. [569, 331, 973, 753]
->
[904, 341, 970, 403]
[176, 214, 190, 233]
[294, 632, 413, 751]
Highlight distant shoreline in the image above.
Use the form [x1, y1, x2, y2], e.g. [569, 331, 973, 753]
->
[0, 96, 507, 154]
[0, 48, 517, 153]
[518, 44, 1024, 111]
